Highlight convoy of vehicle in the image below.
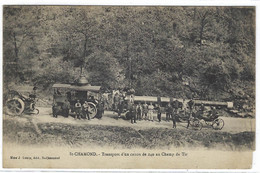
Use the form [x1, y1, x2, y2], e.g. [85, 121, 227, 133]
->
[3, 75, 232, 130]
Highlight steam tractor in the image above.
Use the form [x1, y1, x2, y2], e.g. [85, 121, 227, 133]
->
[4, 86, 39, 116]
[52, 75, 101, 118]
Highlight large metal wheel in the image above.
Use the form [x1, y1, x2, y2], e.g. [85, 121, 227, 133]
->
[6, 98, 25, 115]
[212, 118, 224, 130]
[88, 102, 97, 118]
[35, 108, 40, 115]
[190, 118, 203, 130]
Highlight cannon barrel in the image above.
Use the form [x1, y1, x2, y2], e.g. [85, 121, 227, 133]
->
[124, 95, 233, 108]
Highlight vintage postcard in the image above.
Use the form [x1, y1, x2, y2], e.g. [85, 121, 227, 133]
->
[2, 6, 256, 169]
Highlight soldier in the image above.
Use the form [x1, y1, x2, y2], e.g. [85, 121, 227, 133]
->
[148, 102, 154, 121]
[188, 99, 195, 113]
[62, 99, 70, 118]
[129, 94, 135, 104]
[165, 103, 171, 121]
[113, 93, 120, 111]
[211, 106, 218, 119]
[75, 100, 82, 120]
[136, 102, 143, 120]
[173, 99, 179, 118]
[94, 101, 103, 119]
[157, 104, 162, 122]
[129, 103, 136, 124]
[187, 99, 195, 129]
[52, 103, 59, 118]
[82, 101, 90, 120]
[172, 100, 179, 128]
[118, 97, 124, 118]
[102, 93, 108, 110]
[142, 102, 148, 120]
[182, 98, 188, 114]
[172, 110, 177, 128]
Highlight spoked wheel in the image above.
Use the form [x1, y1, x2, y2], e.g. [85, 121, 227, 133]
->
[212, 118, 224, 130]
[190, 118, 203, 130]
[88, 102, 97, 118]
[35, 108, 40, 115]
[6, 98, 25, 115]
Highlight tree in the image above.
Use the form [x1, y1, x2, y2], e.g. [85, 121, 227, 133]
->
[3, 6, 41, 82]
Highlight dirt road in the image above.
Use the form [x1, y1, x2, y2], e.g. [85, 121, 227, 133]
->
[3, 107, 255, 150]
[4, 107, 254, 133]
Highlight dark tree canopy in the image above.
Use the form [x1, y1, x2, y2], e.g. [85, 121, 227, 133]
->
[3, 6, 255, 102]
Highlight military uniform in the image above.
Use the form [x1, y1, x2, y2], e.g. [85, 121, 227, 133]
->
[148, 103, 154, 121]
[157, 105, 161, 122]
[136, 103, 143, 120]
[143, 103, 148, 120]
[62, 100, 70, 117]
[165, 104, 172, 121]
[129, 104, 136, 124]
[172, 101, 179, 128]
[75, 101, 82, 119]
[118, 97, 124, 117]
[82, 101, 90, 120]
[187, 99, 195, 128]
[94, 102, 103, 119]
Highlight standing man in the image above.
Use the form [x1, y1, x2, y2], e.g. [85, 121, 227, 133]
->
[82, 101, 90, 120]
[182, 99, 188, 114]
[113, 93, 120, 111]
[172, 109, 177, 128]
[136, 102, 143, 121]
[211, 106, 217, 119]
[62, 99, 70, 118]
[118, 97, 124, 118]
[94, 101, 103, 119]
[129, 102, 136, 124]
[173, 99, 179, 117]
[102, 93, 109, 110]
[52, 103, 59, 118]
[172, 100, 179, 128]
[187, 99, 195, 128]
[142, 102, 148, 120]
[148, 102, 154, 121]
[188, 99, 195, 114]
[157, 104, 162, 122]
[165, 103, 171, 122]
[75, 100, 82, 120]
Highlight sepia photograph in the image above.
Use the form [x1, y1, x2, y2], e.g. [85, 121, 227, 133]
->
[2, 5, 256, 169]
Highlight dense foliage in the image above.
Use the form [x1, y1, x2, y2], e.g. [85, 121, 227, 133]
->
[3, 6, 255, 104]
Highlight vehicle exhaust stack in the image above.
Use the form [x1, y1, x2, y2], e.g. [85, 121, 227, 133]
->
[74, 74, 90, 86]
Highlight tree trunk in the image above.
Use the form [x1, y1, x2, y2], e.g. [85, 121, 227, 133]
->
[81, 35, 87, 75]
[13, 32, 19, 62]
[199, 11, 208, 48]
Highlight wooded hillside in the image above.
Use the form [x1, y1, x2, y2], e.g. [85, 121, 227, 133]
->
[3, 6, 255, 107]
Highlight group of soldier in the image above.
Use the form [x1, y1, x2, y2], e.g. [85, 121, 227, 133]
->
[53, 87, 218, 127]
[129, 99, 221, 129]
[53, 98, 104, 120]
[125, 99, 196, 128]
[74, 99, 105, 120]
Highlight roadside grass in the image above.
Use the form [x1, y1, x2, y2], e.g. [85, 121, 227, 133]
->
[3, 119, 254, 150]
